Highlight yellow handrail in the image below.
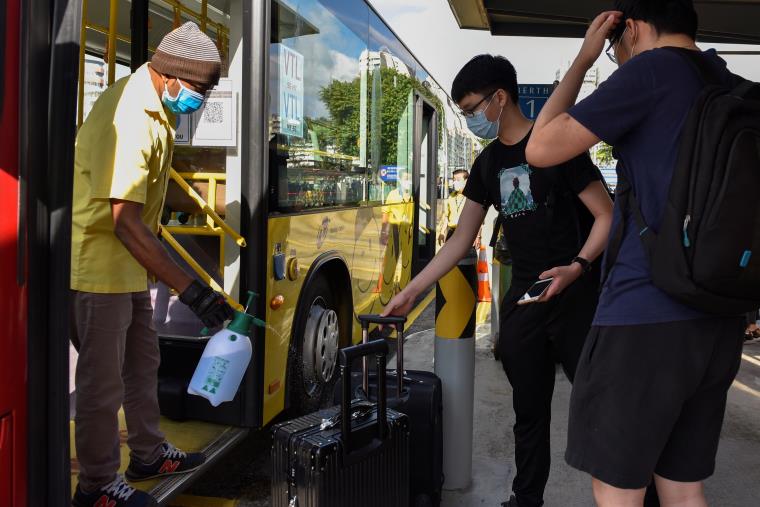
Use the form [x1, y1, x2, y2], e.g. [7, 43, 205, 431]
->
[107, 0, 118, 85]
[160, 0, 229, 37]
[77, 0, 88, 126]
[200, 0, 208, 32]
[85, 22, 158, 53]
[159, 226, 243, 312]
[78, 0, 229, 99]
[176, 172, 227, 180]
[169, 169, 246, 247]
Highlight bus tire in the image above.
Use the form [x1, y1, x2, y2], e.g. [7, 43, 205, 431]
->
[288, 274, 347, 414]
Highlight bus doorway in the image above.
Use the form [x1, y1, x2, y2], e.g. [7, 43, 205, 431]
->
[413, 97, 438, 276]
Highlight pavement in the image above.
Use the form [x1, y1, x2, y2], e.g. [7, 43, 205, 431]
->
[177, 300, 760, 506]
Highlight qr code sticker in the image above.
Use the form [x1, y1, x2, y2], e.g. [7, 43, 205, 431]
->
[202, 102, 224, 124]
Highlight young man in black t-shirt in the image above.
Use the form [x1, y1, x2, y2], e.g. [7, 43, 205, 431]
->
[382, 54, 614, 507]
[527, 2, 745, 506]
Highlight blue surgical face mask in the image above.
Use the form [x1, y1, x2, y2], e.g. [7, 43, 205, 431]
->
[465, 94, 502, 139]
[162, 78, 205, 115]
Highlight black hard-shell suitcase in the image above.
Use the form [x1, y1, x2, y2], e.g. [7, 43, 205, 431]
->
[271, 339, 410, 507]
[335, 315, 444, 507]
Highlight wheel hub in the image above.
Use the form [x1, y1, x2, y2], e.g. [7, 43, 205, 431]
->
[302, 301, 340, 394]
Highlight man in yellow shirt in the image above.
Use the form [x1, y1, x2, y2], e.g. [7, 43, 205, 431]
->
[380, 172, 414, 296]
[438, 169, 482, 247]
[71, 23, 232, 507]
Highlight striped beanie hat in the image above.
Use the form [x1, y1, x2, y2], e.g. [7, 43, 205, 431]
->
[150, 22, 221, 87]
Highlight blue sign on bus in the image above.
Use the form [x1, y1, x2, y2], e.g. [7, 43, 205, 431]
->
[380, 166, 399, 182]
[518, 84, 554, 120]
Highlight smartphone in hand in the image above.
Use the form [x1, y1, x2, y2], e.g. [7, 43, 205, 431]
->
[517, 277, 554, 305]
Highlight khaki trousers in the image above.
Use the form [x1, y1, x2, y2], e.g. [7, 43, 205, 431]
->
[71, 291, 165, 492]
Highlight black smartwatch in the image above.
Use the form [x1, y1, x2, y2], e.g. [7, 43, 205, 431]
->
[571, 256, 592, 274]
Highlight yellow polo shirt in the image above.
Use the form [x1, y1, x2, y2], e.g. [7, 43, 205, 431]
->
[382, 189, 413, 225]
[445, 193, 466, 228]
[70, 63, 176, 293]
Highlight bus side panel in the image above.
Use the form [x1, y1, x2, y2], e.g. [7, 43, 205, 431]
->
[262, 206, 410, 424]
[0, 0, 28, 506]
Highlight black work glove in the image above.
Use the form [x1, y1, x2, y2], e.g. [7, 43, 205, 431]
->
[179, 280, 235, 328]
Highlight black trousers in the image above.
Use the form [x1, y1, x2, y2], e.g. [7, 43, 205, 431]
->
[497, 274, 598, 507]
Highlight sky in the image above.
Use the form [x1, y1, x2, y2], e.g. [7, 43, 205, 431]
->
[371, 0, 760, 97]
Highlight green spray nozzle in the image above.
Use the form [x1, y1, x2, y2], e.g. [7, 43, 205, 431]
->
[243, 291, 257, 313]
[200, 291, 263, 336]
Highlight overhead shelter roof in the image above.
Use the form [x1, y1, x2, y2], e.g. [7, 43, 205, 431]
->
[446, 0, 760, 45]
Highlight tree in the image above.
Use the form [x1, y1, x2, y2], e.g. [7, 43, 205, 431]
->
[318, 67, 447, 168]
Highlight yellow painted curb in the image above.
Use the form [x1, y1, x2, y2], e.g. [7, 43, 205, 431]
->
[168, 494, 238, 507]
[476, 301, 491, 325]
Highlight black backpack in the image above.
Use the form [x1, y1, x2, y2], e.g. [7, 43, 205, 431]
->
[605, 47, 760, 316]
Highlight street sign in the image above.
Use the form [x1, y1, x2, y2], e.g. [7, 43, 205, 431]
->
[518, 84, 554, 120]
[380, 165, 399, 183]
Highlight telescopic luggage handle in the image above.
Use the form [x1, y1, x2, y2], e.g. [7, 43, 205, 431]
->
[338, 340, 389, 459]
[357, 314, 406, 398]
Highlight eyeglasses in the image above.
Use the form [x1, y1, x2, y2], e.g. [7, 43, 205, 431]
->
[460, 90, 497, 118]
[606, 27, 627, 64]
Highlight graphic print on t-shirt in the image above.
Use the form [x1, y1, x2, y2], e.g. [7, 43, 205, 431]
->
[499, 164, 537, 218]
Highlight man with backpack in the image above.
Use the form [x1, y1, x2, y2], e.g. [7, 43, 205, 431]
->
[527, 1, 758, 505]
[382, 54, 614, 507]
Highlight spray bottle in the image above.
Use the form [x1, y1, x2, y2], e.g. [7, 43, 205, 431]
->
[188, 291, 265, 407]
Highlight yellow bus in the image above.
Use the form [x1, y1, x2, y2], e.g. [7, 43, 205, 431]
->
[59, 0, 478, 501]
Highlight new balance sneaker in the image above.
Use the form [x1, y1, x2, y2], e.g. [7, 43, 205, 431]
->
[72, 475, 157, 507]
[125, 442, 206, 482]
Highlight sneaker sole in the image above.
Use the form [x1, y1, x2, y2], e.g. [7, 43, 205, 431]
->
[124, 463, 203, 483]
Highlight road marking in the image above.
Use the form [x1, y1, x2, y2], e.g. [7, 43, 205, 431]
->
[168, 495, 238, 507]
[732, 378, 760, 399]
[742, 353, 760, 368]
[406, 290, 435, 329]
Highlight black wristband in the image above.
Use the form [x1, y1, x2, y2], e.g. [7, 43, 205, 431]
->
[571, 256, 592, 273]
[179, 279, 208, 306]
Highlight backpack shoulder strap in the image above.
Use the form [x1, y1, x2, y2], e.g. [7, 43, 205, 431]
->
[733, 79, 760, 100]
[661, 46, 725, 87]
[601, 169, 657, 288]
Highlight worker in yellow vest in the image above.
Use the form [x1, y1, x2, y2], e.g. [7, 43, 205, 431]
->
[438, 169, 482, 248]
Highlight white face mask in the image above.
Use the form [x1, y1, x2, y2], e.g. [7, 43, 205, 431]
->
[453, 180, 466, 192]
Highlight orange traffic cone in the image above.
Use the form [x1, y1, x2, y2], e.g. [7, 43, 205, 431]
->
[477, 245, 492, 302]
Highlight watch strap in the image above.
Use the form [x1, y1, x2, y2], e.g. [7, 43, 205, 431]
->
[572, 256, 592, 273]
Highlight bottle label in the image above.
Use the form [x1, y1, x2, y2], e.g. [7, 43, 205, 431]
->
[201, 356, 230, 395]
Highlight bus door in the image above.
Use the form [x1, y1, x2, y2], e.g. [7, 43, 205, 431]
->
[412, 96, 438, 276]
[2, 0, 81, 504]
[70, 0, 251, 503]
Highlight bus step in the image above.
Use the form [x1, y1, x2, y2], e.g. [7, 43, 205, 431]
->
[151, 426, 248, 506]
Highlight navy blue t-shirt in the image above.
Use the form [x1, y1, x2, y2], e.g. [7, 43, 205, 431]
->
[569, 48, 734, 326]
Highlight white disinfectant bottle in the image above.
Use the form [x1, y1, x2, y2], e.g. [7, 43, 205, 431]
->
[188, 292, 264, 407]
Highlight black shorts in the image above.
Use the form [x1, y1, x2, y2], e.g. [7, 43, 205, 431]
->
[565, 317, 744, 489]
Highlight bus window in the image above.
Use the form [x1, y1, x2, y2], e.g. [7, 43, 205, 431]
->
[367, 10, 416, 205]
[269, 0, 370, 211]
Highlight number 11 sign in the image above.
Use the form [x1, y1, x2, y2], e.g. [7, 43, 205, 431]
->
[518, 84, 554, 120]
